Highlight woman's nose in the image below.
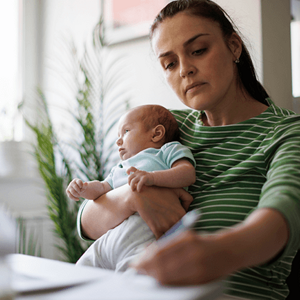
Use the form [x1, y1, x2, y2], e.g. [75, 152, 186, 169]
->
[180, 59, 196, 78]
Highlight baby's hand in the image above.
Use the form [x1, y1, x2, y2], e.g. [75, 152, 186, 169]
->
[66, 178, 88, 201]
[127, 167, 155, 192]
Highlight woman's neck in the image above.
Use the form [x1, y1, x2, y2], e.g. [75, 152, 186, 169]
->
[202, 94, 269, 127]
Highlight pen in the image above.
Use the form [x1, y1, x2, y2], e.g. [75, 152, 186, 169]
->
[157, 209, 202, 244]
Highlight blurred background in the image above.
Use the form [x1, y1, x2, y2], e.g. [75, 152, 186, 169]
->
[0, 0, 299, 261]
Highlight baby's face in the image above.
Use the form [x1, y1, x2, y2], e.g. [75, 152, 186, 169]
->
[116, 110, 154, 160]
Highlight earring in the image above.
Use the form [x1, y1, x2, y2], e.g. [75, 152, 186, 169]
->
[235, 58, 240, 64]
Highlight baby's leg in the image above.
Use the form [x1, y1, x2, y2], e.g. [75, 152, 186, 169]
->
[76, 214, 155, 271]
[114, 214, 155, 272]
[115, 241, 154, 272]
[76, 236, 113, 269]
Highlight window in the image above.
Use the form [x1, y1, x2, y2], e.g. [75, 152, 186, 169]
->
[291, 0, 300, 98]
[0, 0, 22, 141]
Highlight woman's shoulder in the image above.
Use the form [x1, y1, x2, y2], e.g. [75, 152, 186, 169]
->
[266, 98, 297, 116]
[263, 99, 300, 141]
[266, 98, 300, 125]
[170, 109, 202, 126]
[170, 108, 196, 119]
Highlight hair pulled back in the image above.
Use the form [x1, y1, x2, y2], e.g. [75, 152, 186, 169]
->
[150, 0, 269, 104]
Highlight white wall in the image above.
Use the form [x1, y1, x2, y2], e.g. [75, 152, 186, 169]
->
[108, 0, 263, 110]
[42, 0, 101, 134]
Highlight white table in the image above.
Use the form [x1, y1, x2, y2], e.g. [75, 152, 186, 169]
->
[7, 254, 245, 300]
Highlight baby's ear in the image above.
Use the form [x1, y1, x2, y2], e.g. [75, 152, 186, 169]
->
[152, 125, 165, 143]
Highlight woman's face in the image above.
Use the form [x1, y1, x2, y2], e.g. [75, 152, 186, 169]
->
[152, 13, 241, 111]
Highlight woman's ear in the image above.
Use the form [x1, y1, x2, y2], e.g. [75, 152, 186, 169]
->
[151, 125, 166, 143]
[228, 32, 242, 61]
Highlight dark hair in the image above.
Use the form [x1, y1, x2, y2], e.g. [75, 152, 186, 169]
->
[150, 0, 269, 104]
[137, 105, 180, 143]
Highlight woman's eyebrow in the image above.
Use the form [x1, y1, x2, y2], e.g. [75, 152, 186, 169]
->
[158, 33, 210, 59]
[183, 33, 210, 47]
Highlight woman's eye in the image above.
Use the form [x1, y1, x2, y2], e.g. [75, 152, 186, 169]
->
[165, 61, 176, 70]
[193, 48, 206, 55]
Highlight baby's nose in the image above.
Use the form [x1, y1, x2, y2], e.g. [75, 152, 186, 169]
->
[116, 137, 122, 146]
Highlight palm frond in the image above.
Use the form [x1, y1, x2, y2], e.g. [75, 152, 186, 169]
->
[20, 17, 131, 262]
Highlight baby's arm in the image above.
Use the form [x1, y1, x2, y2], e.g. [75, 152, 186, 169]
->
[66, 179, 112, 201]
[127, 159, 196, 192]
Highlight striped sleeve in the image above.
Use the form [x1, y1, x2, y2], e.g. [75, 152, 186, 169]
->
[259, 116, 300, 256]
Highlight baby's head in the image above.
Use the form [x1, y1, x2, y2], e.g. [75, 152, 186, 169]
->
[116, 105, 180, 160]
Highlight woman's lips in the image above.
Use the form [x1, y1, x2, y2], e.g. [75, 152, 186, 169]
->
[185, 82, 206, 94]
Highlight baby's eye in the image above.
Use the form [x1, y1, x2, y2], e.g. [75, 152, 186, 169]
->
[192, 48, 206, 55]
[125, 129, 129, 133]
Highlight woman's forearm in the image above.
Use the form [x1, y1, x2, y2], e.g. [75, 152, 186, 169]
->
[132, 207, 289, 285]
[216, 207, 289, 271]
[81, 185, 135, 240]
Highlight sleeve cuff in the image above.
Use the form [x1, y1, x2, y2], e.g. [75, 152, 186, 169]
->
[77, 199, 95, 242]
[258, 194, 300, 266]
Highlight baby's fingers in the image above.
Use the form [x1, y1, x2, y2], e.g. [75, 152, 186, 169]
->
[81, 181, 88, 191]
[126, 166, 138, 175]
[66, 189, 80, 201]
[74, 178, 84, 190]
[67, 179, 82, 194]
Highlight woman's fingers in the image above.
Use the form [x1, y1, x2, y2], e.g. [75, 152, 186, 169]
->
[136, 176, 147, 192]
[131, 187, 186, 238]
[132, 231, 209, 285]
[174, 188, 194, 211]
[132, 230, 229, 286]
[131, 231, 193, 283]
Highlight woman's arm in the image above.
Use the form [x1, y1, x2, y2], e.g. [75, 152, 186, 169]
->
[131, 207, 289, 285]
[81, 184, 193, 240]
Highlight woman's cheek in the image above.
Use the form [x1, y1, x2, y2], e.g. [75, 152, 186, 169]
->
[166, 75, 181, 98]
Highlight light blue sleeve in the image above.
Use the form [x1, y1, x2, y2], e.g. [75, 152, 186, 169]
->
[103, 166, 116, 189]
[161, 141, 196, 168]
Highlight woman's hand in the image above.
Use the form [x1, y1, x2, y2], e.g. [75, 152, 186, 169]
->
[131, 231, 230, 285]
[127, 186, 193, 238]
[131, 208, 289, 285]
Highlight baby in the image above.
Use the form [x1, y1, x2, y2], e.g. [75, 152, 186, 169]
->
[66, 104, 196, 271]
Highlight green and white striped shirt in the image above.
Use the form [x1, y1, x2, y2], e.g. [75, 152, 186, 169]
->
[171, 99, 300, 300]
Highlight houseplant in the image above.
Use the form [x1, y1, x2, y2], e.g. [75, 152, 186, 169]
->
[22, 18, 130, 262]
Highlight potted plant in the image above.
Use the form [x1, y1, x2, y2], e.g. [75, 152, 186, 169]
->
[21, 18, 130, 263]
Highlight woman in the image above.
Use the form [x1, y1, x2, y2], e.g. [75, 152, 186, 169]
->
[79, 1, 300, 298]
